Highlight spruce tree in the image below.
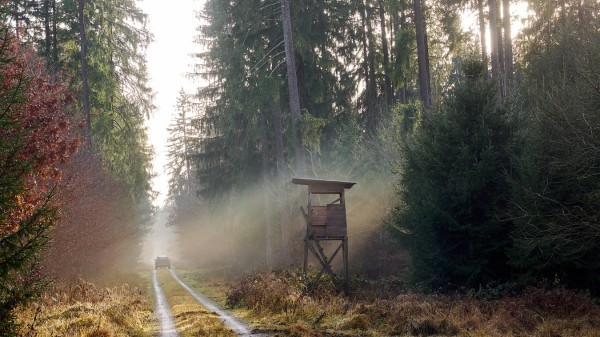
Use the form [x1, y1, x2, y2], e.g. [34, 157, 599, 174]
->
[391, 60, 515, 289]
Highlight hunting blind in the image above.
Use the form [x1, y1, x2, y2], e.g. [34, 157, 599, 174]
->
[292, 177, 355, 291]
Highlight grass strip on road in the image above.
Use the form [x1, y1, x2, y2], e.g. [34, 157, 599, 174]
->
[155, 269, 238, 337]
[153, 270, 179, 336]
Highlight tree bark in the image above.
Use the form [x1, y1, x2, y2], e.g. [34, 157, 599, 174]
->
[180, 96, 190, 185]
[378, 0, 393, 108]
[413, 0, 431, 114]
[497, 0, 504, 76]
[478, 0, 488, 75]
[259, 110, 273, 267]
[77, 0, 92, 149]
[364, 0, 378, 133]
[502, 0, 513, 89]
[52, 0, 58, 65]
[13, 1, 21, 40]
[280, 0, 306, 177]
[43, 0, 51, 65]
[273, 101, 290, 267]
[488, 0, 500, 80]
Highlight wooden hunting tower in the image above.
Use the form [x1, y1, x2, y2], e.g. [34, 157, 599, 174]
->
[292, 178, 355, 291]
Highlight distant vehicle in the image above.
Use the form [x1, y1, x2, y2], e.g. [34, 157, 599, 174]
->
[155, 256, 171, 270]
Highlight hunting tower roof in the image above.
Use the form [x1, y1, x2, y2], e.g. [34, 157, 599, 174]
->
[291, 177, 356, 189]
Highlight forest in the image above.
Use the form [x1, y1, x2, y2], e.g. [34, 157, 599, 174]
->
[0, 0, 599, 335]
[168, 0, 599, 290]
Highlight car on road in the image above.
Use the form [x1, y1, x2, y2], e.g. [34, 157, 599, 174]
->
[155, 256, 171, 269]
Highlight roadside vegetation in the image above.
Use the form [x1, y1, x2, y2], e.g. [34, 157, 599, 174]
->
[1, 0, 154, 333]
[224, 270, 600, 337]
[14, 274, 156, 337]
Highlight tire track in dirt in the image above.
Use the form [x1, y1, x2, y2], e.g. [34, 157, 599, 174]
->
[168, 269, 268, 336]
[152, 269, 180, 337]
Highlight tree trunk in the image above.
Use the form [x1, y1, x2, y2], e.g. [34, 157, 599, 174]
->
[397, 87, 407, 104]
[364, 0, 379, 133]
[43, 0, 51, 65]
[396, 12, 408, 104]
[273, 101, 290, 267]
[488, 0, 500, 80]
[14, 1, 21, 40]
[424, 27, 432, 103]
[52, 0, 58, 65]
[359, 0, 369, 83]
[181, 97, 191, 185]
[77, 0, 92, 148]
[502, 0, 513, 89]
[258, 110, 274, 268]
[496, 0, 504, 76]
[478, 0, 488, 75]
[280, 0, 305, 177]
[378, 0, 393, 108]
[413, 0, 431, 114]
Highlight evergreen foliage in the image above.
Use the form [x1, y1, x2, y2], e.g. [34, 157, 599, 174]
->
[509, 11, 600, 293]
[391, 60, 515, 289]
[3, 0, 154, 202]
[67, 0, 154, 201]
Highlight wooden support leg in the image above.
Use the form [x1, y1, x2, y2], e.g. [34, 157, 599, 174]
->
[343, 236, 349, 294]
[304, 238, 349, 293]
[303, 237, 308, 274]
[306, 240, 335, 276]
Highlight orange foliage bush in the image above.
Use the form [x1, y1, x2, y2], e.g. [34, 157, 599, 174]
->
[0, 38, 80, 237]
[0, 32, 80, 334]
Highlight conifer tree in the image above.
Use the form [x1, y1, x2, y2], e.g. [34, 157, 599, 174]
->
[391, 60, 515, 289]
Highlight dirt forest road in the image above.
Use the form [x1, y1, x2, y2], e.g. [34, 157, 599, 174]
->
[152, 270, 179, 337]
[152, 269, 267, 336]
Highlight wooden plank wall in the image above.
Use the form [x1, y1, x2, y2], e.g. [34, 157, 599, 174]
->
[309, 204, 346, 237]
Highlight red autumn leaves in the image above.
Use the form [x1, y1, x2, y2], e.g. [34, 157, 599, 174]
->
[0, 36, 81, 237]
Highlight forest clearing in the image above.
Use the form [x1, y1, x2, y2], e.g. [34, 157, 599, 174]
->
[1, 0, 600, 336]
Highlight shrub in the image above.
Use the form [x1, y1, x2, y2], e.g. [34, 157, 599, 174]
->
[0, 30, 79, 334]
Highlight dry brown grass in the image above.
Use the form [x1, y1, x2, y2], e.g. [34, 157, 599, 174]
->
[225, 271, 600, 337]
[14, 274, 156, 337]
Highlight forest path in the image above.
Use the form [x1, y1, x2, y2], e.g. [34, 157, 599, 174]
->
[152, 269, 180, 337]
[168, 269, 268, 336]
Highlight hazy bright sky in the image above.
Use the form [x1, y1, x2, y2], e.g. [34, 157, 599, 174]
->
[138, 0, 202, 207]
